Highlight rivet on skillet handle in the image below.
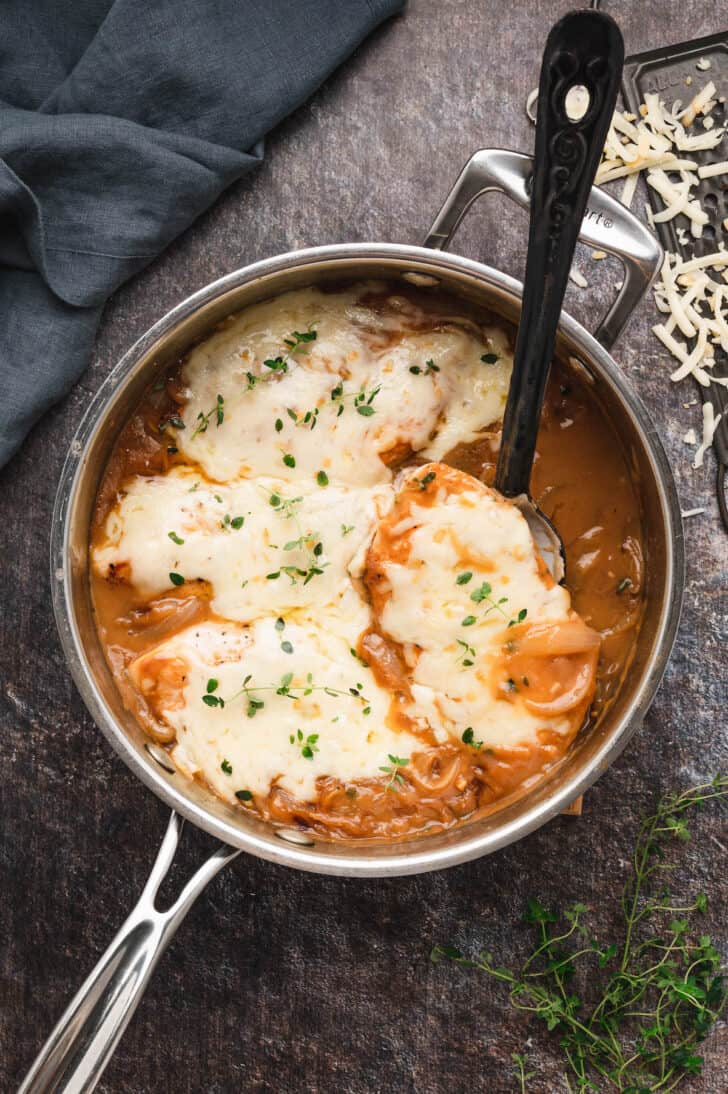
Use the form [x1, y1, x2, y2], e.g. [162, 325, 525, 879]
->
[18, 813, 240, 1094]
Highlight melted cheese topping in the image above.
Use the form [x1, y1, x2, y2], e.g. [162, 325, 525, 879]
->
[93, 467, 391, 640]
[176, 286, 512, 485]
[130, 618, 422, 801]
[365, 464, 599, 750]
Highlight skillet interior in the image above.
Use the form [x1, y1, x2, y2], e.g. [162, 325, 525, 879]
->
[51, 244, 684, 877]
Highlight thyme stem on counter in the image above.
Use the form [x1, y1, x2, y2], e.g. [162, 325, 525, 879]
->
[432, 777, 728, 1092]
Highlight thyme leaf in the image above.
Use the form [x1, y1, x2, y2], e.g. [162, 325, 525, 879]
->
[191, 393, 225, 439]
[379, 754, 410, 792]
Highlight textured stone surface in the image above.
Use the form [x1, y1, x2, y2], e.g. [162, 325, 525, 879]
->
[1, 2, 726, 1091]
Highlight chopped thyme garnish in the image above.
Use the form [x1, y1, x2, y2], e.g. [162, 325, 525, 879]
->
[462, 578, 528, 629]
[235, 789, 253, 802]
[616, 577, 632, 594]
[481, 352, 499, 364]
[201, 671, 371, 716]
[266, 491, 328, 585]
[159, 414, 185, 432]
[275, 417, 283, 432]
[341, 524, 355, 537]
[461, 615, 477, 627]
[286, 406, 320, 431]
[230, 515, 244, 529]
[456, 638, 476, 668]
[461, 727, 483, 749]
[275, 617, 285, 632]
[379, 754, 410, 792]
[290, 729, 319, 760]
[167, 445, 178, 455]
[281, 640, 294, 654]
[191, 393, 225, 439]
[409, 358, 440, 376]
[169, 571, 185, 586]
[168, 531, 184, 545]
[202, 678, 220, 706]
[263, 327, 317, 373]
[329, 381, 381, 418]
[418, 471, 436, 490]
[220, 759, 233, 775]
[316, 470, 329, 486]
[282, 453, 296, 468]
[241, 326, 317, 394]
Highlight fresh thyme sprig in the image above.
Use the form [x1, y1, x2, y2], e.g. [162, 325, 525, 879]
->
[264, 490, 329, 586]
[242, 326, 317, 395]
[290, 729, 320, 760]
[191, 393, 225, 439]
[409, 358, 440, 376]
[456, 638, 476, 668]
[512, 1054, 535, 1094]
[285, 405, 319, 431]
[432, 777, 728, 1093]
[379, 754, 410, 792]
[263, 327, 317, 374]
[456, 573, 527, 630]
[275, 375, 380, 437]
[329, 381, 381, 418]
[202, 672, 371, 718]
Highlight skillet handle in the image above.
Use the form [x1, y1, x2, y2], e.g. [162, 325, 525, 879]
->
[18, 812, 240, 1094]
[423, 147, 663, 352]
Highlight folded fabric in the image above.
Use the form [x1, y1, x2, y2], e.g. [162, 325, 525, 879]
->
[0, 0, 404, 468]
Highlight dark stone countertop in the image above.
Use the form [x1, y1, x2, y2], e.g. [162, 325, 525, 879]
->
[1, 2, 726, 1091]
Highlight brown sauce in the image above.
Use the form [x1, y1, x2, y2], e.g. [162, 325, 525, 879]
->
[90, 286, 645, 842]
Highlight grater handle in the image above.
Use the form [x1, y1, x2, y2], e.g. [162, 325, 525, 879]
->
[424, 148, 663, 351]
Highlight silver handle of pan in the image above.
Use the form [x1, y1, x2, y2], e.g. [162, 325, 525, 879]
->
[423, 148, 663, 351]
[18, 813, 240, 1094]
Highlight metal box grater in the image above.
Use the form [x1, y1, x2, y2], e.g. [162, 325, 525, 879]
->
[622, 31, 728, 527]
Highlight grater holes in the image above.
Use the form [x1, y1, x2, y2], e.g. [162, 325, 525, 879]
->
[703, 192, 718, 209]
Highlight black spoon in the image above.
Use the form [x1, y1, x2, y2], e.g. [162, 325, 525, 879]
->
[495, 9, 624, 581]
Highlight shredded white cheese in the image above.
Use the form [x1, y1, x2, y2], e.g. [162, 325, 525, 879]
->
[694, 401, 723, 469]
[599, 86, 727, 479]
[697, 160, 728, 179]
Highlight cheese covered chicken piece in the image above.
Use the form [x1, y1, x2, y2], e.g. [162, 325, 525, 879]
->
[364, 463, 601, 751]
[93, 468, 392, 641]
[129, 618, 422, 803]
[175, 286, 513, 486]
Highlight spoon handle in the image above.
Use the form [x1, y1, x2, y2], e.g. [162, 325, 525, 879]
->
[495, 10, 624, 498]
